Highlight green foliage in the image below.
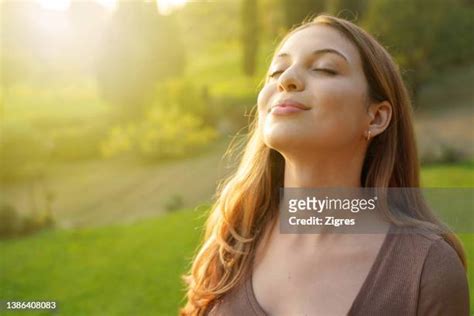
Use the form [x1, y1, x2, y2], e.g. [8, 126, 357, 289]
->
[48, 126, 105, 162]
[3, 82, 109, 122]
[0, 203, 22, 238]
[99, 124, 135, 159]
[100, 80, 218, 160]
[153, 79, 210, 121]
[0, 120, 50, 182]
[325, 0, 368, 19]
[363, 0, 474, 99]
[1, 0, 472, 178]
[182, 40, 269, 95]
[0, 202, 55, 239]
[420, 141, 470, 165]
[280, 0, 326, 28]
[163, 194, 185, 212]
[177, 0, 241, 51]
[21, 211, 55, 236]
[417, 63, 474, 113]
[137, 107, 217, 160]
[241, 0, 260, 76]
[259, 0, 286, 40]
[1, 83, 110, 180]
[429, 5, 474, 69]
[97, 1, 186, 120]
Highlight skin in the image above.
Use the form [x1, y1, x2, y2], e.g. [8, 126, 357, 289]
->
[252, 25, 394, 315]
[257, 24, 392, 188]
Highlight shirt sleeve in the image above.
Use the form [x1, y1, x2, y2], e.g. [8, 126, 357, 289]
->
[417, 238, 470, 316]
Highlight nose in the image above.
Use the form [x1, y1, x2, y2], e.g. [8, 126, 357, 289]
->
[278, 67, 304, 92]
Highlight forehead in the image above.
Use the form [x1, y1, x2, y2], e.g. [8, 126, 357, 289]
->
[274, 25, 362, 66]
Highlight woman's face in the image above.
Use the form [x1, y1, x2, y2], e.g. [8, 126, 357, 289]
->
[257, 25, 372, 155]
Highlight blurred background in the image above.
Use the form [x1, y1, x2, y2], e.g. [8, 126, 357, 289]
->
[0, 0, 473, 314]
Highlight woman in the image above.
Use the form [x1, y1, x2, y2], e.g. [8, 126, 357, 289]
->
[180, 14, 469, 315]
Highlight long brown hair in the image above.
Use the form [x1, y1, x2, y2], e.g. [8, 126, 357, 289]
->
[180, 14, 467, 315]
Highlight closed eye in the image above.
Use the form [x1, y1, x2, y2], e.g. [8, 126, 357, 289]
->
[269, 68, 337, 79]
[268, 70, 283, 78]
[313, 68, 337, 75]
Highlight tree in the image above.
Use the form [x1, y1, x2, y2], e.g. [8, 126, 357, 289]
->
[429, 5, 474, 70]
[280, 0, 326, 29]
[97, 0, 186, 122]
[241, 0, 260, 76]
[325, 0, 368, 20]
[364, 0, 473, 101]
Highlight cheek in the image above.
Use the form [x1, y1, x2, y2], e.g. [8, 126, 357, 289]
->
[312, 81, 367, 131]
[257, 84, 274, 112]
[257, 84, 275, 124]
[256, 78, 368, 151]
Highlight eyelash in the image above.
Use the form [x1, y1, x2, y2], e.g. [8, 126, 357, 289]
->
[269, 68, 337, 78]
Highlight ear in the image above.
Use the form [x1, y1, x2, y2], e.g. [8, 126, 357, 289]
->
[366, 100, 392, 137]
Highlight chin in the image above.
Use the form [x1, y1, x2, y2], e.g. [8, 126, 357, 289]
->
[263, 129, 312, 153]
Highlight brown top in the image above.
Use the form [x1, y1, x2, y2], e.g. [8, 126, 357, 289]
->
[207, 223, 470, 316]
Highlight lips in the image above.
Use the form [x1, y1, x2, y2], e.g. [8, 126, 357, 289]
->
[270, 99, 310, 115]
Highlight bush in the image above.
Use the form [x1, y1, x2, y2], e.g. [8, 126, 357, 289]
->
[49, 125, 105, 162]
[0, 120, 50, 182]
[137, 107, 217, 160]
[0, 203, 22, 238]
[0, 202, 55, 240]
[23, 211, 55, 234]
[420, 141, 469, 165]
[163, 194, 184, 212]
[100, 79, 218, 161]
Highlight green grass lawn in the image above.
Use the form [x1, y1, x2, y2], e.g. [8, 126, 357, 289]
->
[421, 161, 474, 187]
[1, 163, 473, 315]
[0, 207, 208, 315]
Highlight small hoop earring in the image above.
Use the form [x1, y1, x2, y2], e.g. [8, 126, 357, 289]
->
[366, 130, 372, 141]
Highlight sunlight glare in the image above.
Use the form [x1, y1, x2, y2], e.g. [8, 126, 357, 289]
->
[96, 0, 117, 11]
[156, 0, 187, 15]
[37, 0, 71, 11]
[37, 0, 186, 14]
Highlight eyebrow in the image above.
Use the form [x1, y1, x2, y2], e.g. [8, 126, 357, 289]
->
[276, 48, 349, 62]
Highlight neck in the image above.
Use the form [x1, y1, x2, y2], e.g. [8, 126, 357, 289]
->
[276, 151, 390, 239]
[283, 153, 364, 188]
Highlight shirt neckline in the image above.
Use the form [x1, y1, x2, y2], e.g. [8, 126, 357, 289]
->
[245, 222, 396, 316]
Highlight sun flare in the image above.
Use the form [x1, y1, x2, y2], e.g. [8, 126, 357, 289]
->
[37, 0, 71, 11]
[156, 0, 188, 15]
[37, 0, 188, 14]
